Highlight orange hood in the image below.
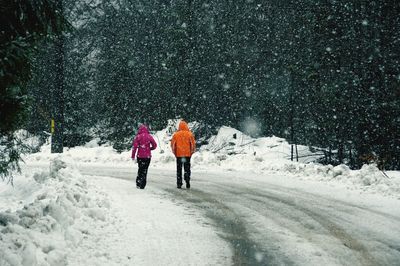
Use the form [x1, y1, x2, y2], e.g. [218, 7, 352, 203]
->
[178, 121, 189, 131]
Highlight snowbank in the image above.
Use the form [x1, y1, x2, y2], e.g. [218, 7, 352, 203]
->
[190, 126, 400, 198]
[0, 158, 111, 266]
[278, 162, 400, 197]
[24, 123, 400, 199]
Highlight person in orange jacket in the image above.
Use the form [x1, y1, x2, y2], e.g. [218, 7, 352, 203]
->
[171, 120, 196, 189]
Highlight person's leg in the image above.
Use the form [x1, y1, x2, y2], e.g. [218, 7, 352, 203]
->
[176, 157, 183, 188]
[141, 158, 151, 189]
[183, 157, 191, 188]
[136, 158, 145, 188]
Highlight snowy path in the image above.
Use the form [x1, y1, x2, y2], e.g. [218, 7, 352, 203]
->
[80, 165, 400, 266]
[72, 173, 232, 266]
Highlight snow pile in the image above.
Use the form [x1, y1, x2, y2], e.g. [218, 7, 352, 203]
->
[276, 162, 400, 197]
[0, 158, 111, 266]
[192, 126, 317, 169]
[28, 139, 132, 165]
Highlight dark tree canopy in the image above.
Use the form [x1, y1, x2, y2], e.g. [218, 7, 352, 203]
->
[20, 0, 400, 169]
[0, 0, 66, 179]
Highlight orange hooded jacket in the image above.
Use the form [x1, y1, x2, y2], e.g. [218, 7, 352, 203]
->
[171, 121, 196, 157]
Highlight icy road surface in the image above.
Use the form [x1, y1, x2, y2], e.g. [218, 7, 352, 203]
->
[80, 165, 400, 266]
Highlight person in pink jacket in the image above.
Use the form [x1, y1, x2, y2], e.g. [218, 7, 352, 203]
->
[131, 125, 157, 189]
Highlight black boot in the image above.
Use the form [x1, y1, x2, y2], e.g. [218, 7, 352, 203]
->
[136, 177, 141, 189]
[177, 176, 183, 189]
[184, 176, 190, 189]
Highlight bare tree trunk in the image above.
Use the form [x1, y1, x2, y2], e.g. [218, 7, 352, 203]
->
[291, 144, 294, 161]
[338, 141, 343, 164]
[51, 0, 64, 153]
[328, 146, 332, 164]
[348, 144, 354, 169]
[289, 70, 295, 162]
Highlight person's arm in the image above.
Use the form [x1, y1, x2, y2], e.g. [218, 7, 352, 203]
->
[170, 135, 176, 156]
[190, 133, 196, 155]
[150, 135, 157, 150]
[131, 137, 138, 159]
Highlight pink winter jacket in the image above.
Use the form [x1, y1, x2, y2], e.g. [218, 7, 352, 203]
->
[131, 125, 157, 159]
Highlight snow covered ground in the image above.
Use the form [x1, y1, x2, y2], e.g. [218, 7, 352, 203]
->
[0, 158, 231, 265]
[27, 124, 400, 199]
[1, 123, 400, 265]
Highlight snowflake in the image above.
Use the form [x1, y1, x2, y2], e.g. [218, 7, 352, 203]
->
[223, 83, 230, 89]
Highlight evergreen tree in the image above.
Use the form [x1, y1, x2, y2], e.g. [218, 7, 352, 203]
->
[0, 0, 66, 180]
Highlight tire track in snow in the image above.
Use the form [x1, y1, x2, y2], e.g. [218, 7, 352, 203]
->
[237, 183, 400, 265]
[162, 188, 293, 266]
[214, 183, 381, 266]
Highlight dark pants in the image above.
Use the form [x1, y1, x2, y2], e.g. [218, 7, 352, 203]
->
[136, 158, 151, 189]
[176, 157, 191, 187]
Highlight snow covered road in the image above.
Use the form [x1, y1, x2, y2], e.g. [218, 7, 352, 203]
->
[80, 165, 400, 266]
